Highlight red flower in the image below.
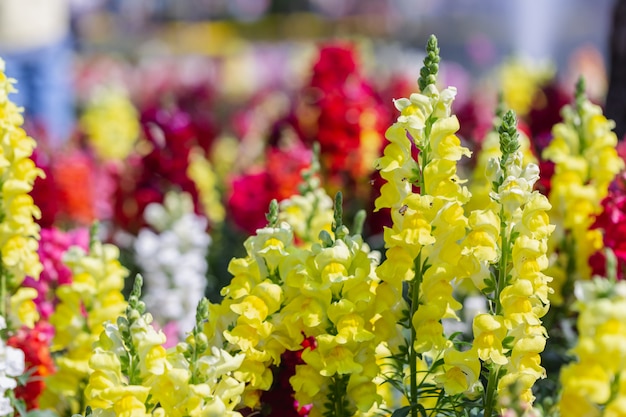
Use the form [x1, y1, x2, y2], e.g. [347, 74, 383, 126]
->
[7, 323, 55, 410]
[297, 42, 387, 185]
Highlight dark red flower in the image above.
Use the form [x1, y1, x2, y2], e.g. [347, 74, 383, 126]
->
[591, 190, 626, 279]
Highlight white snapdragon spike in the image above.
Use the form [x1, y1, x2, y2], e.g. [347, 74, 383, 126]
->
[134, 191, 212, 339]
[0, 317, 25, 416]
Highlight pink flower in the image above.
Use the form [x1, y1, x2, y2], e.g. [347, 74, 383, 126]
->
[22, 227, 89, 320]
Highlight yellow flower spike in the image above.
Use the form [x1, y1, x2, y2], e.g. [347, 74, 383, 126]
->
[43, 237, 129, 416]
[544, 79, 624, 300]
[81, 85, 140, 162]
[499, 57, 553, 116]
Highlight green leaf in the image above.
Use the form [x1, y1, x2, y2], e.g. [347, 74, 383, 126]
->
[391, 406, 412, 417]
[25, 411, 61, 417]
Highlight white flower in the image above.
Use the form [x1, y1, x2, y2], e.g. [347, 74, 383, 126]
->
[134, 191, 212, 339]
[4, 347, 24, 377]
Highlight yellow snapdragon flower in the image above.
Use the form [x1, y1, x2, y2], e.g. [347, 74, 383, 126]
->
[375, 36, 477, 411]
[0, 58, 44, 299]
[41, 239, 128, 415]
[543, 79, 625, 303]
[557, 278, 626, 416]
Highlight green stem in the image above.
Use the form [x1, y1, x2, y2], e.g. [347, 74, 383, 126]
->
[409, 252, 423, 417]
[494, 206, 509, 316]
[484, 365, 500, 417]
[0, 261, 6, 320]
[190, 331, 200, 385]
[332, 375, 347, 417]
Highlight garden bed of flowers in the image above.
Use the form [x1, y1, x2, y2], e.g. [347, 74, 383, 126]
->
[0, 33, 625, 417]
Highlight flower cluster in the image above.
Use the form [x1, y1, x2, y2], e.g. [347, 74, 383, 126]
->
[558, 277, 626, 416]
[0, 58, 44, 298]
[41, 237, 128, 415]
[470, 111, 554, 411]
[21, 227, 89, 321]
[374, 35, 475, 412]
[1, 30, 625, 417]
[205, 191, 385, 416]
[80, 85, 140, 162]
[133, 191, 212, 341]
[77, 276, 245, 417]
[296, 42, 388, 196]
[542, 79, 625, 305]
[111, 95, 216, 234]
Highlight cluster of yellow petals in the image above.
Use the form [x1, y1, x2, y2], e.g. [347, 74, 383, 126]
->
[207, 222, 301, 408]
[558, 279, 626, 416]
[376, 78, 479, 400]
[40, 241, 128, 415]
[0, 59, 44, 309]
[543, 91, 625, 303]
[289, 232, 383, 416]
[204, 203, 386, 416]
[471, 123, 554, 407]
[80, 85, 140, 162]
[81, 288, 246, 417]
